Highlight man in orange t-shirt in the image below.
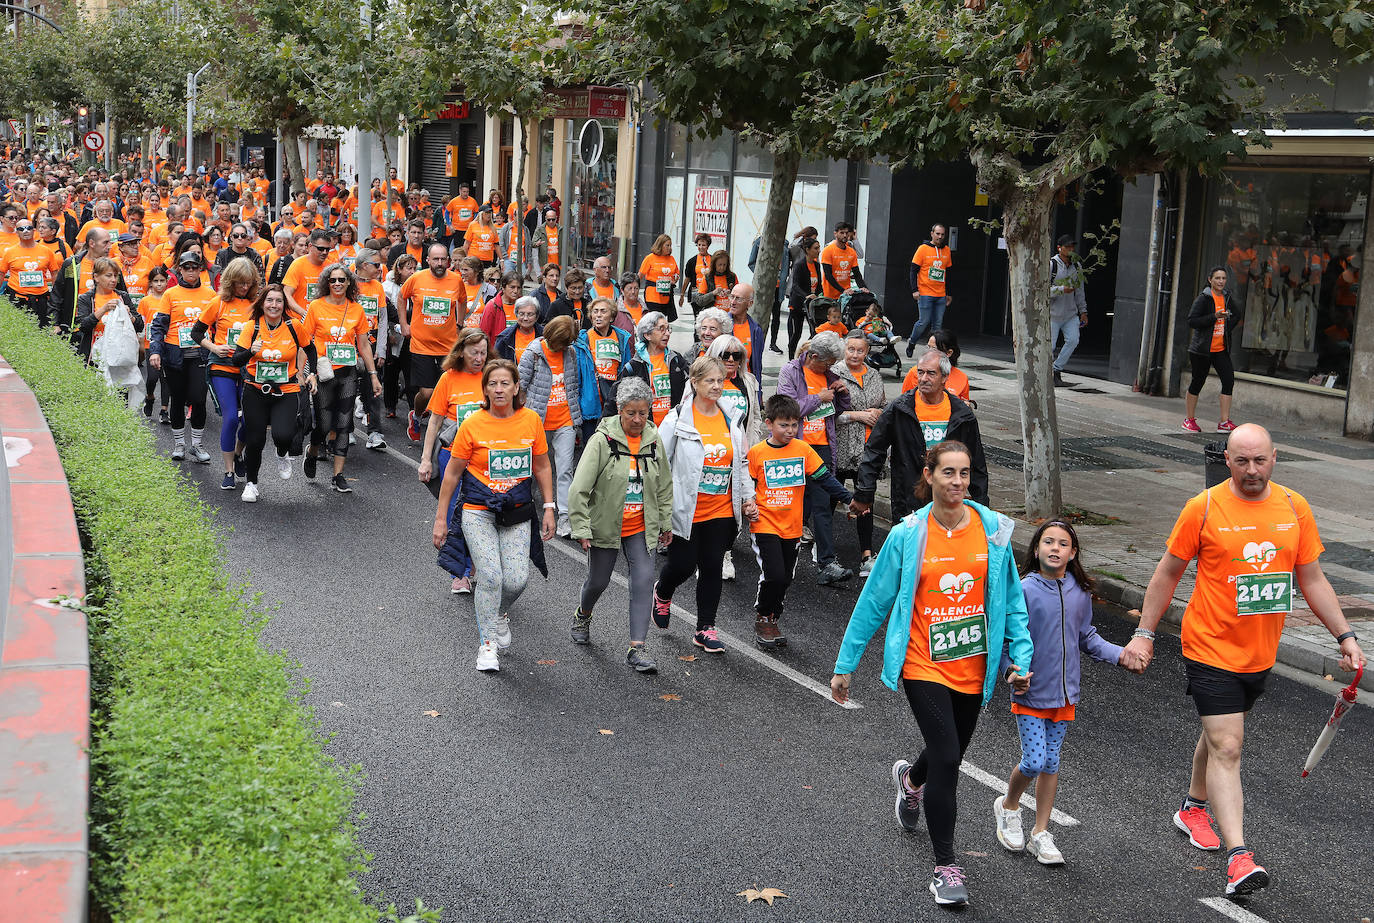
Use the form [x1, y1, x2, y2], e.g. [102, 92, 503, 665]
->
[1127, 424, 1364, 897]
[398, 244, 466, 436]
[445, 183, 479, 244]
[905, 223, 952, 356]
[819, 221, 867, 300]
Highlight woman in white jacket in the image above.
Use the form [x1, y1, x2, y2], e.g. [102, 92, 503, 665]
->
[653, 355, 758, 653]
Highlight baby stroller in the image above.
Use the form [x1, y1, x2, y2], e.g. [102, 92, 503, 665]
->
[841, 291, 902, 376]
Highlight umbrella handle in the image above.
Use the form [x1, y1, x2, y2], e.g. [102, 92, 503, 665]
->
[1342, 665, 1362, 703]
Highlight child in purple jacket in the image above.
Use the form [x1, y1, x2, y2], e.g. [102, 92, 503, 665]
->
[991, 520, 1140, 865]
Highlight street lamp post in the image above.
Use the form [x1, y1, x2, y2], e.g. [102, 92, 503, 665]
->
[186, 62, 210, 176]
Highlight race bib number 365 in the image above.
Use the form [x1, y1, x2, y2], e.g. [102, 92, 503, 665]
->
[1235, 571, 1293, 616]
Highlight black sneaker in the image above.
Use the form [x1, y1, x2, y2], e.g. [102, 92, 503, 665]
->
[928, 866, 968, 906]
[233, 454, 246, 478]
[570, 607, 592, 644]
[158, 408, 171, 425]
[817, 562, 854, 586]
[891, 760, 923, 831]
[1053, 369, 1068, 387]
[142, 395, 154, 417]
[303, 453, 318, 480]
[626, 645, 658, 673]
[651, 588, 671, 629]
[219, 472, 236, 490]
[693, 627, 725, 653]
[331, 473, 352, 493]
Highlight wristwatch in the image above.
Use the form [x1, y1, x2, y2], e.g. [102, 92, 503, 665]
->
[1336, 630, 1358, 643]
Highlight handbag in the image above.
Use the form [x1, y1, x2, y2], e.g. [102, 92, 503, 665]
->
[494, 502, 535, 527]
[316, 355, 335, 382]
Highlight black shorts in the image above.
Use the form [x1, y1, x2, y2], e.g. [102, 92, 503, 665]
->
[1185, 658, 1270, 716]
[410, 353, 444, 391]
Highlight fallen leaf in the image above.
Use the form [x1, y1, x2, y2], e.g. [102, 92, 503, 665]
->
[963, 850, 988, 857]
[679, 655, 696, 662]
[423, 710, 441, 718]
[737, 887, 789, 906]
[598, 729, 615, 735]
[537, 660, 559, 665]
[802, 785, 813, 790]
[1324, 674, 1334, 681]
[330, 701, 345, 708]
[1192, 866, 1208, 871]
[660, 694, 682, 701]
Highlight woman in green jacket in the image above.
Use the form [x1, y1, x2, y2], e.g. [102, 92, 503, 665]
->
[567, 376, 674, 672]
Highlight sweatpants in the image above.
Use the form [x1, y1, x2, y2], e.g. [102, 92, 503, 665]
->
[579, 532, 654, 643]
[164, 356, 207, 429]
[751, 532, 800, 618]
[546, 424, 577, 516]
[462, 508, 531, 642]
[902, 678, 982, 866]
[208, 373, 243, 453]
[656, 515, 736, 630]
[240, 386, 298, 483]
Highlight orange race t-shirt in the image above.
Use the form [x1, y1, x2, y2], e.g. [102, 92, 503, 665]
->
[452, 407, 548, 511]
[1209, 292, 1227, 352]
[801, 366, 834, 446]
[160, 283, 218, 350]
[355, 278, 385, 336]
[513, 326, 538, 364]
[282, 257, 326, 313]
[902, 516, 989, 693]
[446, 195, 479, 233]
[946, 366, 970, 401]
[815, 321, 848, 336]
[591, 279, 617, 302]
[199, 295, 255, 374]
[911, 244, 952, 298]
[639, 253, 679, 305]
[1166, 482, 1323, 673]
[302, 298, 367, 369]
[731, 319, 754, 360]
[719, 379, 750, 426]
[820, 242, 858, 298]
[464, 224, 498, 261]
[621, 434, 646, 538]
[1, 244, 61, 295]
[709, 273, 731, 309]
[400, 269, 466, 357]
[748, 438, 826, 538]
[236, 317, 305, 393]
[588, 328, 622, 381]
[427, 368, 485, 426]
[137, 291, 165, 346]
[649, 352, 672, 424]
[621, 299, 643, 327]
[694, 408, 734, 523]
[914, 391, 952, 445]
[542, 344, 573, 430]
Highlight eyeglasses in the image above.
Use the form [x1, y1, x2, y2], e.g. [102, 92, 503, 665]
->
[230, 233, 247, 239]
[327, 277, 348, 284]
[721, 350, 745, 362]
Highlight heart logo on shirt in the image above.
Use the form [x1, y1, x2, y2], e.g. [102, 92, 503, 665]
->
[329, 324, 349, 338]
[938, 571, 976, 602]
[703, 441, 728, 465]
[261, 348, 283, 361]
[1242, 541, 1277, 572]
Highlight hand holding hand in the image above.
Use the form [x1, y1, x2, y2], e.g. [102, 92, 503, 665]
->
[1121, 636, 1154, 673]
[848, 499, 871, 518]
[1007, 666, 1033, 695]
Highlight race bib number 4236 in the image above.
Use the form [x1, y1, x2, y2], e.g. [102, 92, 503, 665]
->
[762, 457, 806, 489]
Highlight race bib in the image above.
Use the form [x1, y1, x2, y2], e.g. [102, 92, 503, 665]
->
[326, 342, 357, 365]
[720, 390, 749, 421]
[454, 402, 482, 425]
[594, 338, 620, 363]
[921, 421, 949, 443]
[699, 464, 731, 496]
[227, 322, 245, 343]
[341, 256, 356, 270]
[130, 294, 144, 308]
[928, 614, 987, 662]
[254, 360, 288, 383]
[927, 264, 945, 282]
[655, 279, 672, 294]
[763, 457, 806, 489]
[652, 372, 672, 398]
[1234, 571, 1293, 616]
[421, 295, 450, 317]
[358, 294, 379, 318]
[305, 282, 320, 301]
[17, 270, 43, 287]
[488, 447, 532, 483]
[177, 325, 194, 348]
[807, 401, 835, 421]
[624, 475, 644, 512]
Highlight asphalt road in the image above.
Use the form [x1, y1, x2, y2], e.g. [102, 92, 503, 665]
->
[150, 409, 1373, 923]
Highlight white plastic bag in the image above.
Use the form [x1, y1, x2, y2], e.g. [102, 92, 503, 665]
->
[98, 298, 143, 388]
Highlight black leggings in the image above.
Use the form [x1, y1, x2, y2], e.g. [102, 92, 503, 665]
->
[751, 533, 799, 618]
[655, 515, 736, 630]
[164, 356, 207, 429]
[310, 368, 358, 456]
[240, 386, 298, 482]
[786, 298, 813, 358]
[837, 469, 874, 552]
[903, 679, 982, 866]
[766, 290, 782, 346]
[11, 292, 51, 328]
[1188, 350, 1234, 396]
[383, 339, 410, 412]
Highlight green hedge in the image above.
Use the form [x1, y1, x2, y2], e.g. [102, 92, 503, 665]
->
[0, 305, 429, 921]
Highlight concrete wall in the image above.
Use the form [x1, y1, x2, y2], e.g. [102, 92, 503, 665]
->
[1109, 177, 1155, 386]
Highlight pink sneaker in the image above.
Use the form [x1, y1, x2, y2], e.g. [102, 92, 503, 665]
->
[1181, 417, 1202, 433]
[451, 575, 471, 594]
[1216, 419, 1237, 432]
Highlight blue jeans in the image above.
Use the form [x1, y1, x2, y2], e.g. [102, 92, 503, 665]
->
[208, 373, 242, 453]
[1050, 315, 1081, 371]
[802, 443, 837, 567]
[908, 295, 948, 347]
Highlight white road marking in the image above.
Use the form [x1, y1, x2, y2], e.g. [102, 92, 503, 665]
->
[957, 761, 1080, 828]
[1198, 896, 1272, 923]
[380, 439, 860, 709]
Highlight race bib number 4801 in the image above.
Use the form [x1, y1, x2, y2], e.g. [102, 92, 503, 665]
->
[488, 447, 532, 484]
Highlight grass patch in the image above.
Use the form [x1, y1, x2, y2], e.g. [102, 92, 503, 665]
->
[0, 304, 437, 922]
[1092, 568, 1129, 583]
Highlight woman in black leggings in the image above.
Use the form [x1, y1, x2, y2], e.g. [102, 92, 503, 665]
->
[786, 237, 821, 358]
[1182, 266, 1241, 433]
[830, 441, 1033, 909]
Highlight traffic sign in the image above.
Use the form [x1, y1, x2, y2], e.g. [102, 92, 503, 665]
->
[83, 130, 105, 152]
[7, 119, 19, 136]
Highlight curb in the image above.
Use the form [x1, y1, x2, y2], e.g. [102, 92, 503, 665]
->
[0, 354, 89, 923]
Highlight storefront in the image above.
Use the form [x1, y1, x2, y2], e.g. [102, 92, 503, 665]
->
[410, 101, 487, 202]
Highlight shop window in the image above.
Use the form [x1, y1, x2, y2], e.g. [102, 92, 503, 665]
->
[664, 174, 685, 263]
[688, 131, 731, 171]
[735, 136, 773, 175]
[666, 123, 688, 171]
[575, 118, 619, 265]
[1201, 167, 1367, 390]
[538, 121, 554, 192]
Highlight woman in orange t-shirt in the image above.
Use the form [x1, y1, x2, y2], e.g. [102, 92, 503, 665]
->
[638, 234, 680, 314]
[139, 267, 172, 420]
[1183, 266, 1240, 433]
[191, 257, 259, 489]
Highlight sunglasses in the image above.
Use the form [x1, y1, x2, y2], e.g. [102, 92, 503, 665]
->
[15, 225, 33, 231]
[327, 277, 348, 284]
[230, 233, 247, 239]
[721, 350, 745, 362]
[312, 245, 330, 252]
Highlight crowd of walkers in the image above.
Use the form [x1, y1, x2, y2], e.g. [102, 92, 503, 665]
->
[6, 152, 1365, 914]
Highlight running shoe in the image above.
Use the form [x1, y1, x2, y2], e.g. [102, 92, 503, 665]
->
[859, 553, 876, 578]
[1181, 417, 1202, 433]
[142, 395, 154, 417]
[159, 408, 171, 425]
[277, 451, 292, 480]
[406, 410, 421, 442]
[366, 431, 387, 451]
[891, 760, 923, 831]
[451, 576, 471, 595]
[556, 515, 572, 538]
[219, 472, 236, 490]
[993, 794, 1025, 852]
[475, 640, 500, 672]
[928, 865, 968, 906]
[626, 645, 658, 673]
[189, 444, 211, 464]
[1174, 805, 1221, 850]
[722, 553, 735, 581]
[693, 627, 725, 653]
[303, 453, 317, 480]
[1216, 419, 1238, 433]
[494, 615, 512, 650]
[800, 526, 814, 545]
[1027, 830, 1064, 865]
[331, 474, 352, 493]
[171, 444, 185, 460]
[817, 562, 854, 586]
[651, 589, 671, 629]
[385, 409, 397, 419]
[754, 613, 781, 649]
[1225, 849, 1269, 896]
[241, 482, 259, 503]
[233, 454, 246, 478]
[570, 606, 592, 645]
[353, 397, 365, 419]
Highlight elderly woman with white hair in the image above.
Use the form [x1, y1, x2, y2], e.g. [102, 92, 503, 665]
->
[777, 330, 853, 586]
[618, 310, 689, 427]
[495, 294, 544, 364]
[694, 306, 731, 358]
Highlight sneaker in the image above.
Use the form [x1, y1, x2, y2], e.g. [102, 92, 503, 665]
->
[993, 795, 1025, 852]
[277, 451, 292, 480]
[651, 589, 671, 629]
[331, 473, 352, 493]
[1174, 805, 1221, 850]
[800, 526, 814, 545]
[303, 453, 318, 479]
[928, 865, 968, 907]
[171, 444, 185, 461]
[1053, 369, 1068, 387]
[233, 454, 246, 478]
[817, 561, 854, 586]
[241, 482, 259, 503]
[1216, 419, 1238, 433]
[406, 410, 422, 442]
[1027, 830, 1064, 866]
[891, 760, 923, 831]
[556, 515, 572, 538]
[859, 553, 876, 578]
[142, 395, 154, 417]
[451, 576, 471, 595]
[347, 433, 356, 446]
[754, 613, 781, 648]
[353, 398, 365, 419]
[1225, 849, 1269, 896]
[366, 431, 387, 450]
[475, 640, 500, 672]
[188, 444, 211, 464]
[693, 627, 725, 653]
[159, 408, 171, 425]
[385, 408, 397, 419]
[768, 343, 783, 354]
[811, 543, 818, 564]
[494, 615, 512, 651]
[626, 645, 658, 673]
[570, 606, 592, 644]
[220, 472, 236, 490]
[1181, 417, 1202, 433]
[722, 553, 735, 581]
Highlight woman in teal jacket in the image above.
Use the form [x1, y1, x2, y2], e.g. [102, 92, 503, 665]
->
[831, 440, 1033, 909]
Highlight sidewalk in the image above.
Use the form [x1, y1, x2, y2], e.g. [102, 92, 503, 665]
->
[671, 317, 1374, 692]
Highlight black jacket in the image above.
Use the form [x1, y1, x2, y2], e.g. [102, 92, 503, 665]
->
[214, 245, 263, 277]
[1186, 288, 1241, 355]
[618, 347, 689, 410]
[549, 294, 590, 329]
[855, 389, 988, 518]
[533, 286, 560, 324]
[789, 256, 821, 306]
[494, 322, 543, 361]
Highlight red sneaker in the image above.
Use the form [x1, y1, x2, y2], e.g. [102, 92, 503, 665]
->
[407, 410, 422, 442]
[1174, 806, 1221, 850]
[1225, 849, 1269, 895]
[1216, 419, 1238, 433]
[1181, 417, 1202, 433]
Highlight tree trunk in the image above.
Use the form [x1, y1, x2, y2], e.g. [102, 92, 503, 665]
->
[1000, 181, 1062, 519]
[750, 145, 799, 328]
[280, 122, 306, 196]
[514, 111, 529, 280]
[379, 129, 396, 212]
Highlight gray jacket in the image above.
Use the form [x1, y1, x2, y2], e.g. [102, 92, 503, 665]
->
[658, 399, 752, 537]
[1049, 253, 1087, 323]
[831, 360, 888, 473]
[517, 337, 583, 427]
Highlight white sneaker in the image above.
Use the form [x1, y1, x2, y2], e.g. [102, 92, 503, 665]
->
[1027, 830, 1064, 865]
[241, 482, 259, 503]
[993, 794, 1025, 852]
[811, 543, 818, 564]
[475, 640, 500, 672]
[171, 444, 185, 460]
[556, 515, 571, 538]
[722, 553, 735, 581]
[366, 431, 387, 451]
[800, 526, 814, 545]
[494, 615, 512, 650]
[353, 397, 365, 419]
[347, 433, 356, 445]
[277, 452, 292, 480]
[188, 444, 211, 464]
